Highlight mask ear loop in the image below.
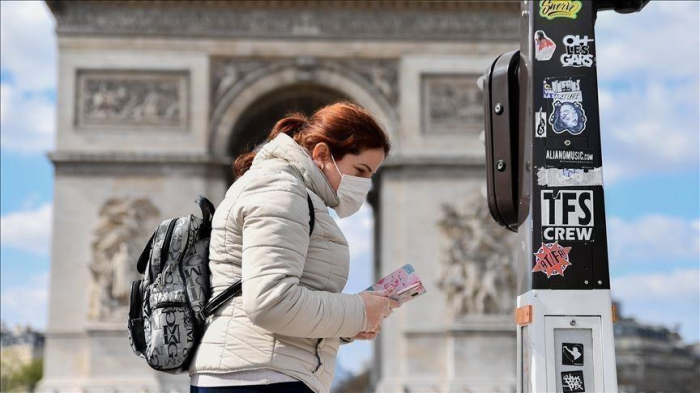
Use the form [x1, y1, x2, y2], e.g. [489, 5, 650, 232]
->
[330, 154, 344, 178]
[306, 146, 341, 199]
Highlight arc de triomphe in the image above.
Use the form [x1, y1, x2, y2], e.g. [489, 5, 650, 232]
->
[41, 1, 520, 391]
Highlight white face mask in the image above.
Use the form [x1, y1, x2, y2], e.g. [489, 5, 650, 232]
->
[329, 154, 372, 218]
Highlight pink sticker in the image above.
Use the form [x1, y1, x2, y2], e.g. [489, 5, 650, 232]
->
[533, 241, 572, 278]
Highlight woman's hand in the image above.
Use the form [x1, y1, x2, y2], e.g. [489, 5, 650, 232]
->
[352, 322, 382, 340]
[358, 290, 400, 332]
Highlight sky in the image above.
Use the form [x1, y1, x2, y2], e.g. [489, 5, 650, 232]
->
[1, 0, 698, 376]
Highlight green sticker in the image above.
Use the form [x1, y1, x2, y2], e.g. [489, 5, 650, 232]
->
[539, 0, 582, 20]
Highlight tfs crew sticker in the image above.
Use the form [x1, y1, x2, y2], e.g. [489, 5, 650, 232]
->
[561, 35, 594, 67]
[541, 190, 594, 242]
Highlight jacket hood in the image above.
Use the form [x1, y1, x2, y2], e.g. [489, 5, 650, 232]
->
[251, 132, 340, 208]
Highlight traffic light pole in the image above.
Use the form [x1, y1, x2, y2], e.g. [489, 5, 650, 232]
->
[481, 1, 648, 391]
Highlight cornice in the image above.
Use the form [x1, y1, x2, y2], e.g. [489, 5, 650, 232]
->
[46, 1, 520, 13]
[48, 151, 231, 165]
[45, 0, 520, 42]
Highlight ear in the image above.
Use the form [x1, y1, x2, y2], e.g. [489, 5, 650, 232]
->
[311, 142, 331, 168]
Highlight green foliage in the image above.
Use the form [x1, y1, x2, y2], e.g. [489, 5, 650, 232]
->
[0, 357, 43, 393]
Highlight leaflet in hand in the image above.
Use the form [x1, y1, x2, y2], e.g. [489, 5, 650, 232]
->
[365, 264, 426, 305]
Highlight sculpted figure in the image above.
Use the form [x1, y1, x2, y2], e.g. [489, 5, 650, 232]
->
[437, 190, 517, 317]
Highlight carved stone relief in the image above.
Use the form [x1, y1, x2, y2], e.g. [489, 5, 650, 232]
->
[436, 190, 517, 317]
[52, 3, 519, 41]
[77, 71, 189, 129]
[210, 57, 399, 111]
[422, 74, 483, 135]
[87, 197, 159, 321]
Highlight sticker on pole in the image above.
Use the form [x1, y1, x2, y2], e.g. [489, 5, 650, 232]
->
[535, 30, 556, 61]
[561, 35, 594, 68]
[562, 343, 584, 366]
[561, 370, 585, 392]
[541, 190, 594, 242]
[535, 107, 547, 138]
[549, 100, 587, 135]
[533, 241, 572, 278]
[543, 78, 582, 102]
[539, 0, 582, 20]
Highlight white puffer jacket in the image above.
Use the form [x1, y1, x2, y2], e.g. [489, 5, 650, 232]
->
[189, 132, 367, 393]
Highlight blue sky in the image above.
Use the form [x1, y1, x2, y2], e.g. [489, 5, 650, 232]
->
[1, 0, 698, 375]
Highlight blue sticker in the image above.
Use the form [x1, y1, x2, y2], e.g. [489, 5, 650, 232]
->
[549, 100, 587, 135]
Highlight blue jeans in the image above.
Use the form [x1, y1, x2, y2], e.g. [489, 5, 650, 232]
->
[190, 381, 312, 393]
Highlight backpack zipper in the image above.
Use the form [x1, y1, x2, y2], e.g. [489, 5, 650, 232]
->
[151, 301, 188, 310]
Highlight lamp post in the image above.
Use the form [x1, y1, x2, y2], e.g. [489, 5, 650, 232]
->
[480, 1, 649, 391]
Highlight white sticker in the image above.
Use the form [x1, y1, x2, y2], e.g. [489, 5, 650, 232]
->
[535, 107, 547, 138]
[561, 35, 594, 67]
[535, 30, 557, 61]
[543, 78, 582, 102]
[537, 167, 603, 187]
[541, 190, 594, 242]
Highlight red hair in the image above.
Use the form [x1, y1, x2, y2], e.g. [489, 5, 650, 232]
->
[233, 101, 391, 178]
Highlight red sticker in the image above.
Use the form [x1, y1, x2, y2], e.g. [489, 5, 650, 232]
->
[533, 241, 572, 278]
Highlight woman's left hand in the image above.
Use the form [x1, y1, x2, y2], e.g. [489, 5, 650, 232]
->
[352, 331, 377, 340]
[352, 322, 382, 340]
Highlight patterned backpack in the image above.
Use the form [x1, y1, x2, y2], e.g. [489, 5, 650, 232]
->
[127, 193, 316, 373]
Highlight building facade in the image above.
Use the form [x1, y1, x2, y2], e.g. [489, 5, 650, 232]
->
[615, 316, 700, 393]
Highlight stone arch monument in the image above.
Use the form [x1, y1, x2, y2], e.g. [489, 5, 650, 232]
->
[41, 1, 519, 391]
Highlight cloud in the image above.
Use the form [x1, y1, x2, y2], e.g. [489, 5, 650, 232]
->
[613, 269, 699, 303]
[596, 1, 699, 182]
[0, 273, 49, 330]
[596, 1, 699, 82]
[612, 269, 699, 341]
[599, 81, 699, 182]
[0, 203, 53, 255]
[0, 1, 57, 153]
[0, 82, 56, 152]
[607, 215, 700, 262]
[0, 1, 56, 91]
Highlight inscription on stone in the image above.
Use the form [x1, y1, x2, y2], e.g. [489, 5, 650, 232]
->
[77, 71, 189, 129]
[422, 74, 483, 134]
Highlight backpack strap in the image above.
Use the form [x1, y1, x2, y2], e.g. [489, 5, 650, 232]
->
[200, 191, 316, 320]
[307, 192, 315, 236]
[196, 195, 216, 239]
[136, 232, 156, 275]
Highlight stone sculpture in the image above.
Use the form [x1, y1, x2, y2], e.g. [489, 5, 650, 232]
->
[87, 198, 159, 321]
[436, 190, 517, 317]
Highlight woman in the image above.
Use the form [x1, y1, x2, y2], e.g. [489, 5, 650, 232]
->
[189, 101, 399, 393]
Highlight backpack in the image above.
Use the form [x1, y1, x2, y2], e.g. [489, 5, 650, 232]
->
[127, 193, 316, 373]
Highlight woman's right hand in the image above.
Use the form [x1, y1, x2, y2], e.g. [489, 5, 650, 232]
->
[358, 290, 400, 332]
